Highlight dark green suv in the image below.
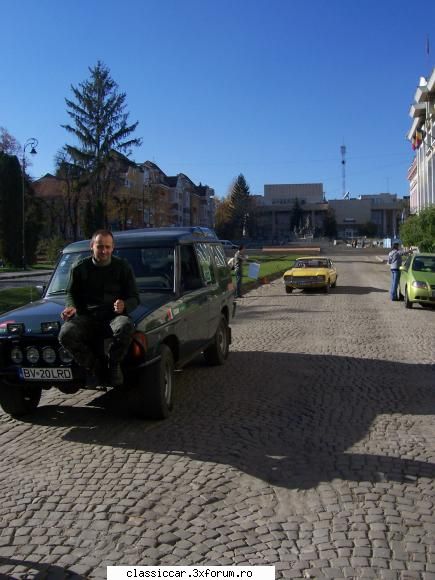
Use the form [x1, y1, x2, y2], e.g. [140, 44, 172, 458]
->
[0, 227, 236, 419]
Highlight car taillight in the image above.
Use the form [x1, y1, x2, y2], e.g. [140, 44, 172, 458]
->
[130, 332, 147, 359]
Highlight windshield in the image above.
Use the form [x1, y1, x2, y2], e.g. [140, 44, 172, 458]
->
[412, 256, 435, 273]
[46, 246, 175, 295]
[295, 259, 329, 268]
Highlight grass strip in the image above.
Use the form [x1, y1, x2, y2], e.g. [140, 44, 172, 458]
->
[0, 287, 39, 315]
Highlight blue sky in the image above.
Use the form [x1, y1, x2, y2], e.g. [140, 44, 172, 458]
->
[1, 0, 434, 199]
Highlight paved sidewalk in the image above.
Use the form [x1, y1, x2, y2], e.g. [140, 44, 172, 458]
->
[0, 269, 53, 281]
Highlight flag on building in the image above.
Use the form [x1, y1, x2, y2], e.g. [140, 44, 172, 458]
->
[412, 129, 424, 150]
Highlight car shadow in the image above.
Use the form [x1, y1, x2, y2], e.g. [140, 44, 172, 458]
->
[0, 556, 81, 579]
[24, 351, 435, 492]
[330, 286, 387, 295]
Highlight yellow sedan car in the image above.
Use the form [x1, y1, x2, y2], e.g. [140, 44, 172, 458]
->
[283, 257, 338, 294]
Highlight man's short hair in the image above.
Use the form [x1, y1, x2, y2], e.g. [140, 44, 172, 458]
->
[91, 229, 114, 243]
[393, 242, 399, 248]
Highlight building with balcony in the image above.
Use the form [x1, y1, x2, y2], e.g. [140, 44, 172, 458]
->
[407, 68, 435, 213]
[33, 156, 215, 240]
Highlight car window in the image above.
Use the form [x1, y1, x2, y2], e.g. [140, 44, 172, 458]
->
[196, 243, 216, 285]
[119, 247, 174, 291]
[412, 256, 435, 272]
[209, 244, 228, 268]
[180, 245, 203, 292]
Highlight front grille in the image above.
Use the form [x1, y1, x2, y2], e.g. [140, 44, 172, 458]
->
[293, 276, 320, 284]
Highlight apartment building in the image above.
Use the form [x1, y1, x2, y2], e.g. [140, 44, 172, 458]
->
[407, 68, 435, 213]
[33, 156, 215, 240]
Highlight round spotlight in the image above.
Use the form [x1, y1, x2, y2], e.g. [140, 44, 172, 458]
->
[26, 346, 40, 364]
[11, 347, 24, 364]
[58, 347, 74, 364]
[42, 347, 56, 364]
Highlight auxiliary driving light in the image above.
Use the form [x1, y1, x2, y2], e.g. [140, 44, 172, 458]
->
[26, 346, 40, 364]
[42, 347, 57, 364]
[10, 347, 24, 364]
[58, 347, 74, 364]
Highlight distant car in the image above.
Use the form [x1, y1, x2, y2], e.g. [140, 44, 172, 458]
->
[399, 253, 435, 308]
[0, 227, 236, 420]
[283, 257, 337, 293]
[219, 240, 238, 250]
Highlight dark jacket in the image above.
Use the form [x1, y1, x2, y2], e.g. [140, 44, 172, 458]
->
[66, 256, 140, 318]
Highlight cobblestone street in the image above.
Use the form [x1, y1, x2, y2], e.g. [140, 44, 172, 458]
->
[1, 252, 434, 579]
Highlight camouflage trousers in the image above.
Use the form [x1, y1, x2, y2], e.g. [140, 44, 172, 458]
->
[58, 314, 135, 370]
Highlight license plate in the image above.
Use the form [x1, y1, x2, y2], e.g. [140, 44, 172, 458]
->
[20, 368, 73, 381]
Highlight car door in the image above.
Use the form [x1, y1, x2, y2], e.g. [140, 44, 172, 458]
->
[195, 242, 222, 341]
[177, 244, 210, 360]
[399, 255, 412, 296]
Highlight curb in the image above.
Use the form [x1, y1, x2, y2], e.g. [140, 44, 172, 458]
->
[0, 270, 53, 281]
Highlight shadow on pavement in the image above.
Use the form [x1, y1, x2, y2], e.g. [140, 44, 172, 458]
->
[23, 351, 435, 491]
[0, 556, 82, 579]
[329, 286, 387, 295]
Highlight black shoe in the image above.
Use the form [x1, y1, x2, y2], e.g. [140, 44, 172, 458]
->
[108, 362, 124, 387]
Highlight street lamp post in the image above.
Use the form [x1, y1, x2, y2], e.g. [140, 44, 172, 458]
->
[21, 138, 38, 269]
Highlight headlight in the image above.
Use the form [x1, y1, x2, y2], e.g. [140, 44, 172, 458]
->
[11, 347, 24, 364]
[7, 323, 25, 335]
[26, 346, 40, 364]
[42, 347, 56, 364]
[58, 347, 74, 364]
[41, 321, 60, 334]
[412, 280, 428, 289]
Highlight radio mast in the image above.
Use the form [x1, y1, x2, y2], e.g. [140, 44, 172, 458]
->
[341, 144, 349, 199]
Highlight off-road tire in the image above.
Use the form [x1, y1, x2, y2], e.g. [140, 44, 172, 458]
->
[203, 316, 229, 366]
[0, 384, 42, 417]
[129, 344, 174, 420]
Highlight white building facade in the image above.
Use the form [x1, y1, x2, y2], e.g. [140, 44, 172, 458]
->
[407, 68, 435, 213]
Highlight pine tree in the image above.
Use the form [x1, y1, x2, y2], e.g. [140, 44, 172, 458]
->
[228, 174, 251, 239]
[62, 61, 142, 231]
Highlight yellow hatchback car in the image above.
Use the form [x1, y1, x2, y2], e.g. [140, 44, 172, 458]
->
[399, 253, 435, 308]
[283, 256, 338, 294]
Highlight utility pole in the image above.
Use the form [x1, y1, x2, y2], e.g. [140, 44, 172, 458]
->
[340, 144, 347, 199]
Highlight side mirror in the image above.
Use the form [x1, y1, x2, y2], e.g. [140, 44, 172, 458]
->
[35, 285, 46, 297]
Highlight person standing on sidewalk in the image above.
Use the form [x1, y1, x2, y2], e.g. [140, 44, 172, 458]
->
[388, 242, 412, 301]
[58, 229, 139, 387]
[234, 244, 248, 298]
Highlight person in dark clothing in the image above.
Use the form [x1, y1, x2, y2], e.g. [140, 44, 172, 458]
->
[58, 230, 140, 387]
[234, 244, 248, 298]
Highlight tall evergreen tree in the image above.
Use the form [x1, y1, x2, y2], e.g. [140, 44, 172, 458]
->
[290, 198, 304, 233]
[228, 174, 251, 239]
[62, 61, 142, 231]
[0, 152, 22, 265]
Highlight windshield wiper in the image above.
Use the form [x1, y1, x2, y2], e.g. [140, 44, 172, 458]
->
[47, 289, 67, 295]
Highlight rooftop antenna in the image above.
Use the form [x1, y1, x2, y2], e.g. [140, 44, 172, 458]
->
[340, 144, 349, 199]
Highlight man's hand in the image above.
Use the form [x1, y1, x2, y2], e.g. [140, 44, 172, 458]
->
[114, 299, 125, 314]
[61, 306, 76, 321]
